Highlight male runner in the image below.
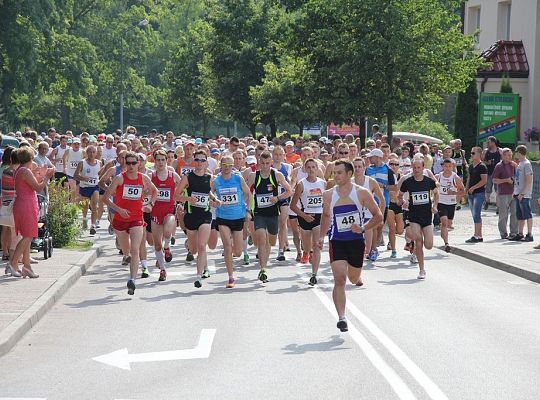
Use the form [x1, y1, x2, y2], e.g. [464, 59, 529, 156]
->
[272, 145, 293, 261]
[104, 151, 157, 295]
[74, 145, 101, 235]
[398, 159, 439, 279]
[436, 159, 464, 252]
[290, 158, 326, 285]
[48, 135, 69, 183]
[63, 137, 84, 203]
[318, 160, 382, 332]
[245, 151, 292, 282]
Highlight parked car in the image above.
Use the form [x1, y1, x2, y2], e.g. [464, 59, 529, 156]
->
[392, 132, 443, 145]
[1, 135, 20, 149]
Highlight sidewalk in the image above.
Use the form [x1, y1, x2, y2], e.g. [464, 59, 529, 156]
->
[436, 204, 540, 283]
[0, 236, 103, 356]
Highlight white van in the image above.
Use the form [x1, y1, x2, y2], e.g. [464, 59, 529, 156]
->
[392, 132, 443, 145]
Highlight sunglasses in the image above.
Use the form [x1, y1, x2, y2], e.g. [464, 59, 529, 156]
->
[126, 161, 138, 166]
[471, 152, 476, 155]
[339, 151, 349, 155]
[194, 158, 207, 162]
[389, 163, 399, 166]
[221, 163, 233, 167]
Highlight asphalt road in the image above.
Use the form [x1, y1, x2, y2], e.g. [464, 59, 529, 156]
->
[1, 232, 539, 400]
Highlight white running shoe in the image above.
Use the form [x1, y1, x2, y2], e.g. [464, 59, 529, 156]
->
[417, 269, 426, 279]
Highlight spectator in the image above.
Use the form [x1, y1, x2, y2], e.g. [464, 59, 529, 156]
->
[482, 136, 502, 210]
[418, 144, 433, 170]
[509, 145, 534, 241]
[8, 147, 54, 278]
[465, 146, 488, 243]
[0, 147, 17, 263]
[492, 148, 518, 239]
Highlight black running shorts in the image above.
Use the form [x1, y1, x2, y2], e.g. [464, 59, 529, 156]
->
[329, 239, 365, 268]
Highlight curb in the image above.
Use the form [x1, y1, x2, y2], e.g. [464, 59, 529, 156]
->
[0, 244, 105, 357]
[438, 245, 540, 284]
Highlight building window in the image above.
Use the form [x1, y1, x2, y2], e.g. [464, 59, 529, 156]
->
[498, 2, 512, 40]
[468, 6, 481, 44]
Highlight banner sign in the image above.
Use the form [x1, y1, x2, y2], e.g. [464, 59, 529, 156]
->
[478, 93, 519, 143]
[327, 123, 360, 136]
[303, 124, 321, 136]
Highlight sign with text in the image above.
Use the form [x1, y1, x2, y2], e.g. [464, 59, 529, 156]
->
[478, 93, 519, 144]
[327, 123, 360, 137]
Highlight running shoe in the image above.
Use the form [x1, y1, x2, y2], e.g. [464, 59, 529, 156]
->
[122, 256, 131, 266]
[96, 220, 101, 228]
[295, 253, 301, 262]
[309, 274, 317, 286]
[141, 267, 150, 278]
[202, 269, 210, 279]
[127, 280, 136, 295]
[158, 269, 167, 282]
[410, 253, 417, 264]
[417, 270, 426, 280]
[186, 252, 194, 262]
[369, 249, 378, 262]
[483, 201, 489, 210]
[276, 253, 285, 262]
[108, 224, 114, 235]
[164, 247, 173, 262]
[465, 236, 483, 243]
[390, 250, 397, 258]
[337, 319, 348, 332]
[300, 251, 309, 264]
[194, 279, 202, 288]
[258, 269, 268, 283]
[226, 277, 235, 288]
[386, 242, 392, 251]
[243, 254, 250, 265]
[533, 244, 540, 249]
[523, 234, 534, 242]
[356, 279, 364, 287]
[444, 244, 451, 253]
[248, 235, 253, 246]
[170, 236, 176, 245]
[456, 205, 461, 211]
[89, 226, 96, 235]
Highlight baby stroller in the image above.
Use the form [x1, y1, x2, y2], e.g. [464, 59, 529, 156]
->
[31, 194, 53, 259]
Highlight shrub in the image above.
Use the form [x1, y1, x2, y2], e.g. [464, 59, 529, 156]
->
[47, 180, 81, 247]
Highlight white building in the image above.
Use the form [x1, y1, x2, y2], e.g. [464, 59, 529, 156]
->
[464, 0, 540, 141]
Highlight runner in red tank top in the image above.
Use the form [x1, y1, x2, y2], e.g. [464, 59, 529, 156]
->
[150, 149, 182, 281]
[104, 151, 157, 295]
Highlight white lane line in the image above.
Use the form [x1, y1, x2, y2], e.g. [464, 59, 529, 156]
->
[312, 274, 449, 400]
[311, 286, 417, 400]
[345, 301, 449, 400]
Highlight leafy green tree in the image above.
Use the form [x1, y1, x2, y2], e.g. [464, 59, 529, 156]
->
[394, 113, 453, 144]
[454, 78, 478, 152]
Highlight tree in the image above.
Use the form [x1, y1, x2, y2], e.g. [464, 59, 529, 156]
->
[291, 0, 483, 142]
[500, 74, 513, 93]
[454, 78, 478, 152]
[394, 113, 453, 144]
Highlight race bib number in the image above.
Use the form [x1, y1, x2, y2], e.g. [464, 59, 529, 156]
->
[122, 185, 143, 200]
[411, 191, 429, 205]
[70, 161, 79, 169]
[87, 178, 97, 186]
[256, 194, 273, 208]
[192, 191, 209, 208]
[156, 188, 171, 202]
[306, 195, 323, 208]
[218, 187, 239, 206]
[335, 211, 360, 233]
[181, 167, 194, 175]
[455, 158, 463, 166]
[142, 196, 150, 206]
[57, 159, 64, 165]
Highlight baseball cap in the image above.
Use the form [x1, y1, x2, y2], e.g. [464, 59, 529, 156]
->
[319, 137, 329, 144]
[320, 149, 329, 156]
[183, 140, 195, 147]
[127, 134, 136, 140]
[443, 145, 452, 151]
[285, 141, 294, 146]
[175, 138, 183, 146]
[211, 148, 220, 155]
[195, 138, 203, 145]
[367, 148, 384, 158]
[97, 133, 106, 141]
[246, 156, 257, 165]
[72, 138, 81, 144]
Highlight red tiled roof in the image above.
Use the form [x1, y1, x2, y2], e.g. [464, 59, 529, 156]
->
[478, 40, 529, 78]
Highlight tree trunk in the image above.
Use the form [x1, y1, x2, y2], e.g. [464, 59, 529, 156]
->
[297, 124, 303, 137]
[202, 116, 208, 136]
[61, 104, 71, 133]
[269, 120, 277, 138]
[386, 112, 393, 144]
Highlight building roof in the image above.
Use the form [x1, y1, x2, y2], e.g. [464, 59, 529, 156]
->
[478, 40, 529, 78]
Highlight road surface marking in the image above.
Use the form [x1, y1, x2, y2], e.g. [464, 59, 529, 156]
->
[312, 274, 449, 400]
[311, 286, 417, 400]
[93, 329, 216, 371]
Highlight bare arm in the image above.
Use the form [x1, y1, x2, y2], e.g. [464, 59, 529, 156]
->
[317, 190, 333, 247]
[290, 181, 305, 216]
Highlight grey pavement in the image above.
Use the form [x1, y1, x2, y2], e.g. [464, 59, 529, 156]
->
[436, 203, 540, 283]
[0, 224, 539, 400]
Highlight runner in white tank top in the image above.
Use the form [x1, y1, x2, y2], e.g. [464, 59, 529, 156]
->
[63, 139, 84, 203]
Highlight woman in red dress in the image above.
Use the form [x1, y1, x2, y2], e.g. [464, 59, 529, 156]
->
[7, 147, 54, 278]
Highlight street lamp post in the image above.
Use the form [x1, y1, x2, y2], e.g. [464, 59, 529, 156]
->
[119, 19, 148, 134]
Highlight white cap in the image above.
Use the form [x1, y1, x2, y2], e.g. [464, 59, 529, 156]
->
[72, 138, 81, 144]
[175, 138, 183, 146]
[367, 149, 384, 158]
[127, 134, 136, 140]
[246, 156, 257, 165]
[285, 141, 294, 146]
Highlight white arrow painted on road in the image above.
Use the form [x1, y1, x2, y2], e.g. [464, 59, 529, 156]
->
[92, 329, 216, 371]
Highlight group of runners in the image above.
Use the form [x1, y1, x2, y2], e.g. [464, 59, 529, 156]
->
[49, 130, 472, 332]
